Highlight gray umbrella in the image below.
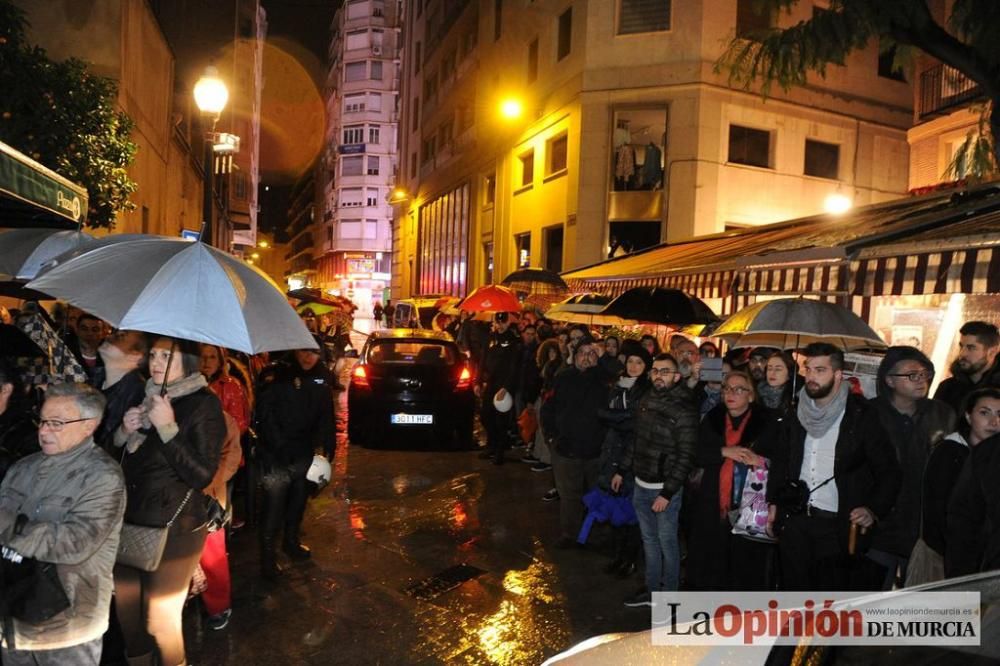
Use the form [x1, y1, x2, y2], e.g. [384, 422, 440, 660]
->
[714, 298, 886, 350]
[28, 236, 316, 354]
[0, 227, 94, 280]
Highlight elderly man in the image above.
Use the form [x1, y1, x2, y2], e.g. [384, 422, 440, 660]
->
[0, 382, 125, 665]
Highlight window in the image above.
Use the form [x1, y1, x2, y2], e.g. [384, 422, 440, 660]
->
[413, 42, 421, 75]
[367, 93, 382, 111]
[411, 97, 420, 132]
[343, 125, 364, 144]
[347, 0, 367, 20]
[364, 219, 379, 239]
[341, 220, 362, 238]
[342, 155, 364, 176]
[366, 188, 379, 206]
[234, 171, 247, 199]
[373, 1, 384, 17]
[519, 150, 535, 187]
[368, 125, 380, 144]
[346, 30, 369, 51]
[417, 184, 471, 295]
[557, 8, 572, 60]
[438, 120, 453, 148]
[345, 61, 366, 81]
[372, 29, 384, 49]
[514, 232, 531, 267]
[340, 188, 363, 207]
[483, 241, 494, 285]
[618, 0, 671, 35]
[878, 43, 907, 81]
[371, 60, 383, 79]
[326, 227, 333, 244]
[494, 0, 503, 41]
[736, 0, 772, 39]
[544, 225, 564, 272]
[484, 173, 496, 206]
[804, 139, 840, 179]
[728, 125, 772, 168]
[547, 133, 568, 175]
[421, 136, 436, 164]
[527, 38, 539, 82]
[367, 156, 380, 175]
[345, 93, 366, 113]
[410, 152, 417, 178]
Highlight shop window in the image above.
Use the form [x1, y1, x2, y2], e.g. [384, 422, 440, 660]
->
[618, 0, 671, 35]
[728, 124, 772, 169]
[557, 8, 572, 60]
[804, 139, 839, 179]
[544, 225, 564, 272]
[417, 184, 470, 295]
[547, 133, 568, 176]
[527, 38, 539, 83]
[736, 0, 772, 39]
[518, 150, 535, 188]
[514, 232, 531, 268]
[484, 173, 496, 207]
[611, 107, 668, 191]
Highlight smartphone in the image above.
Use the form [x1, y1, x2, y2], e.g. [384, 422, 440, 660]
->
[701, 357, 724, 383]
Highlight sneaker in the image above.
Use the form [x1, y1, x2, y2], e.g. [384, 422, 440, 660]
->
[520, 454, 540, 464]
[541, 488, 560, 502]
[623, 590, 653, 608]
[530, 462, 552, 473]
[207, 608, 232, 630]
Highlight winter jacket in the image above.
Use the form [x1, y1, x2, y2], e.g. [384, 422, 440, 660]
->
[0, 405, 37, 483]
[921, 433, 969, 557]
[945, 432, 1000, 576]
[204, 412, 242, 511]
[933, 358, 1000, 414]
[541, 365, 609, 460]
[95, 369, 145, 451]
[596, 377, 648, 491]
[256, 360, 335, 462]
[767, 393, 902, 554]
[479, 328, 521, 393]
[868, 396, 954, 557]
[516, 341, 542, 404]
[120, 389, 225, 532]
[621, 381, 698, 499]
[210, 374, 250, 434]
[0, 439, 125, 651]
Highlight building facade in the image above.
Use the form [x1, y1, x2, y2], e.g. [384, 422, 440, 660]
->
[392, 0, 914, 299]
[314, 0, 402, 316]
[285, 162, 323, 290]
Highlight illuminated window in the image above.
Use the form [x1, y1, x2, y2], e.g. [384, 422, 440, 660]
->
[514, 232, 531, 267]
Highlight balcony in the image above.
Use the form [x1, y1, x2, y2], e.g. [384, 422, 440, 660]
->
[918, 64, 984, 120]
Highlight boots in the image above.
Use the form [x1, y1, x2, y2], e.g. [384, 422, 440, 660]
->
[260, 535, 283, 580]
[282, 527, 311, 561]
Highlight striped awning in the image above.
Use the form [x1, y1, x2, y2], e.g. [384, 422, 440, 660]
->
[851, 246, 1000, 296]
[570, 269, 737, 300]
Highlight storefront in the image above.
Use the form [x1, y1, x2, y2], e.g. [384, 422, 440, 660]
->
[0, 140, 88, 229]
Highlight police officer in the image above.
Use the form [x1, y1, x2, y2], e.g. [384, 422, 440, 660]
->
[476, 312, 521, 465]
[255, 339, 335, 579]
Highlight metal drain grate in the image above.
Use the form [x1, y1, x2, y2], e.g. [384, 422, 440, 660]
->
[403, 564, 487, 600]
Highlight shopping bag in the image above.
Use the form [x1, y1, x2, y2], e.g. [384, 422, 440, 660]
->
[731, 461, 776, 542]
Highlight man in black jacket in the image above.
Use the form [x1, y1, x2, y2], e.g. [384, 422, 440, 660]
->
[934, 321, 1000, 413]
[619, 353, 697, 605]
[476, 313, 521, 464]
[541, 339, 608, 547]
[866, 347, 954, 589]
[767, 343, 901, 591]
[255, 343, 335, 579]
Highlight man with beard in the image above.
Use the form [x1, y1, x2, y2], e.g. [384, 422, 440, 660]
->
[767, 343, 901, 591]
[934, 321, 1000, 414]
[93, 330, 148, 450]
[747, 347, 778, 384]
[866, 347, 954, 589]
[476, 313, 521, 464]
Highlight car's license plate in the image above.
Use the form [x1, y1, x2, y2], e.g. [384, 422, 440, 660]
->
[391, 413, 433, 425]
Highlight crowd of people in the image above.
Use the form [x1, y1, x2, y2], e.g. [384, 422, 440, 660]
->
[455, 312, 1000, 606]
[0, 304, 335, 665]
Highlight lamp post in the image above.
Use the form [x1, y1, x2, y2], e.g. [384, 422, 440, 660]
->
[193, 66, 229, 246]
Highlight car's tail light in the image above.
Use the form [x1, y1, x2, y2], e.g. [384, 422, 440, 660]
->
[352, 364, 369, 387]
[455, 365, 473, 390]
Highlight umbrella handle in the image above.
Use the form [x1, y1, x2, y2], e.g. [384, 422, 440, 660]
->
[160, 344, 176, 397]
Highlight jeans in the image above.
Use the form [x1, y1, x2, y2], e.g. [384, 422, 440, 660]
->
[632, 485, 683, 592]
[2, 637, 102, 666]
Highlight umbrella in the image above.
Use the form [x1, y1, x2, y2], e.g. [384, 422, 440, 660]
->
[713, 298, 886, 351]
[501, 267, 569, 295]
[0, 228, 94, 280]
[287, 287, 356, 311]
[544, 293, 625, 326]
[457, 284, 521, 313]
[28, 236, 316, 354]
[599, 287, 720, 327]
[0, 323, 45, 358]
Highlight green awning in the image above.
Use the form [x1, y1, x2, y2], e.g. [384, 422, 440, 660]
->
[0, 140, 88, 226]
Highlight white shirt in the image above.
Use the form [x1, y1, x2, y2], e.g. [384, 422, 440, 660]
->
[800, 411, 843, 512]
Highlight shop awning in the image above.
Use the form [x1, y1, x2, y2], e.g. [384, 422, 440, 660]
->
[0, 140, 88, 227]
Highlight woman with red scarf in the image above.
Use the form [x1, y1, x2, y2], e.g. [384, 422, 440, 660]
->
[686, 370, 777, 590]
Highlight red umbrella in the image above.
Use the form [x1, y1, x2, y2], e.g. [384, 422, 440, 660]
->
[458, 284, 521, 313]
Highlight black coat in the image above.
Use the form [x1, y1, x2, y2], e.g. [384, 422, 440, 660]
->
[921, 436, 969, 557]
[95, 369, 146, 451]
[479, 328, 521, 393]
[945, 432, 1000, 576]
[596, 378, 648, 490]
[868, 396, 955, 557]
[121, 389, 225, 531]
[621, 381, 698, 499]
[933, 358, 1000, 414]
[256, 360, 336, 462]
[541, 365, 608, 460]
[767, 393, 902, 555]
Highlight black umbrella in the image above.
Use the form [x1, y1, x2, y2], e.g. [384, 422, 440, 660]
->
[501, 268, 569, 295]
[599, 287, 719, 327]
[0, 324, 45, 358]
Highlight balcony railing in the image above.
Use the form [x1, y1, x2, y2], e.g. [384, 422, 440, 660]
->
[918, 63, 983, 120]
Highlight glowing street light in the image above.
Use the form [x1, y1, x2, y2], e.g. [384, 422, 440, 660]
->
[387, 187, 410, 205]
[824, 192, 852, 215]
[193, 66, 229, 119]
[499, 98, 524, 120]
[193, 66, 229, 247]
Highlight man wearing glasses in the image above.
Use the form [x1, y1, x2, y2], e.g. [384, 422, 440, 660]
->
[0, 382, 125, 664]
[865, 347, 955, 590]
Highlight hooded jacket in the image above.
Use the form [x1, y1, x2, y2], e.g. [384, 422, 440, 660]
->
[621, 381, 698, 499]
[0, 439, 125, 651]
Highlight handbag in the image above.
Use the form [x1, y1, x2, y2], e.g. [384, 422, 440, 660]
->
[116, 489, 193, 572]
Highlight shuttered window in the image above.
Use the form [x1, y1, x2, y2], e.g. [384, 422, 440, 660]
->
[618, 0, 671, 35]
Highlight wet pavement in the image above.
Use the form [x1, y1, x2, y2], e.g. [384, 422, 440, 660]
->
[184, 341, 649, 665]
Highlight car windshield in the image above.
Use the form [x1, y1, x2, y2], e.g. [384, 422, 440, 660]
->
[367, 341, 457, 365]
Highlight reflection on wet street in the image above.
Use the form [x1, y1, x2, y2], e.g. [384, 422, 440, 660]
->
[185, 356, 647, 664]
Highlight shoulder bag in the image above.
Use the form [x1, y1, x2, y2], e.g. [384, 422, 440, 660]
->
[116, 489, 192, 572]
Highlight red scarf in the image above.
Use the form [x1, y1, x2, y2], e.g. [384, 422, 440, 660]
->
[719, 411, 751, 519]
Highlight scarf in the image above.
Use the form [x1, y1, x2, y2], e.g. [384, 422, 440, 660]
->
[756, 382, 786, 410]
[125, 372, 208, 453]
[719, 410, 751, 519]
[796, 381, 850, 438]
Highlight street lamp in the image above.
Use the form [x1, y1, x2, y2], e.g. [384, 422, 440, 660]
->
[499, 97, 523, 120]
[824, 191, 852, 215]
[387, 187, 410, 205]
[194, 66, 229, 245]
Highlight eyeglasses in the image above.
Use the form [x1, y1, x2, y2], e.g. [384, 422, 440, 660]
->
[35, 417, 94, 432]
[722, 386, 751, 395]
[889, 370, 935, 382]
[650, 367, 678, 376]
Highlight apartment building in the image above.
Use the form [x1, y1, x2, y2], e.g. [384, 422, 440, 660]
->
[285, 162, 323, 290]
[392, 0, 914, 299]
[315, 0, 402, 316]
